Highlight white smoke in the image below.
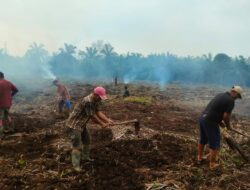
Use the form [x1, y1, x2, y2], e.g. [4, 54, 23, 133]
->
[123, 74, 136, 84]
[39, 57, 56, 80]
[41, 64, 56, 80]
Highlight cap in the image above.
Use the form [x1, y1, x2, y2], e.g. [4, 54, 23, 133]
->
[94, 86, 107, 100]
[231, 85, 243, 99]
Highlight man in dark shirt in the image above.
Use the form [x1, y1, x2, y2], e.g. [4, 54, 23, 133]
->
[123, 85, 130, 98]
[67, 86, 114, 171]
[197, 86, 242, 170]
[0, 72, 18, 138]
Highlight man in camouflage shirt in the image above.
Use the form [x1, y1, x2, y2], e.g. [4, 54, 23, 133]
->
[67, 86, 113, 171]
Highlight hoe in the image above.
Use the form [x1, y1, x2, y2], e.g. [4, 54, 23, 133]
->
[111, 119, 140, 135]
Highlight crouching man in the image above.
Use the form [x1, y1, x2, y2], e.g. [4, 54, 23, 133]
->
[66, 86, 113, 171]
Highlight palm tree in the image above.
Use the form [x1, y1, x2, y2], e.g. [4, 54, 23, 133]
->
[59, 43, 76, 55]
[25, 42, 48, 62]
[202, 53, 213, 63]
[27, 42, 46, 54]
[79, 47, 99, 59]
[100, 43, 117, 58]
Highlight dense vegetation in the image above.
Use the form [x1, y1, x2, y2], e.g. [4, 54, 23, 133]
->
[1, 41, 250, 86]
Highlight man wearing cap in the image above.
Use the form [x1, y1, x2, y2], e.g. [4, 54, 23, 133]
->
[0, 72, 18, 138]
[53, 80, 71, 115]
[197, 86, 242, 170]
[66, 86, 113, 171]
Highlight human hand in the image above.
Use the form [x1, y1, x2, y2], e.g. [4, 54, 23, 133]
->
[219, 122, 226, 128]
[108, 119, 114, 125]
[226, 125, 232, 130]
[101, 123, 109, 128]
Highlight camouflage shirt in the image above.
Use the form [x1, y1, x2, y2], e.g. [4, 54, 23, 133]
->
[67, 94, 100, 130]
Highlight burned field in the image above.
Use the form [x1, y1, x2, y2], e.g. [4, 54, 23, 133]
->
[0, 83, 250, 190]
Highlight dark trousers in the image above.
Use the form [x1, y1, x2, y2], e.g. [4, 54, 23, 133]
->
[69, 126, 90, 149]
[199, 117, 220, 149]
[58, 100, 65, 113]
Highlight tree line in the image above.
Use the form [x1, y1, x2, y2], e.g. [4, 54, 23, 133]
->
[1, 41, 250, 86]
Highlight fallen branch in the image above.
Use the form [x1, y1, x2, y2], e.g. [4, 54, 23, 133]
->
[221, 128, 249, 162]
[231, 128, 250, 138]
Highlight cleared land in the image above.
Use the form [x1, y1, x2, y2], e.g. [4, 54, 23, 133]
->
[0, 83, 249, 190]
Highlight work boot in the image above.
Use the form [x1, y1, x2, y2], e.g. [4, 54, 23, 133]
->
[82, 145, 94, 162]
[3, 117, 13, 133]
[3, 125, 14, 133]
[197, 144, 206, 165]
[71, 149, 81, 172]
[209, 149, 220, 170]
[0, 126, 4, 139]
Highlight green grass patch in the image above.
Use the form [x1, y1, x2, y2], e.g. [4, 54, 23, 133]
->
[124, 96, 152, 104]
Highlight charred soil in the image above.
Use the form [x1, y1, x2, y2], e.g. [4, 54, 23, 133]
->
[0, 83, 249, 190]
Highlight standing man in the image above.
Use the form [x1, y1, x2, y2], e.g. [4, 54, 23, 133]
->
[53, 80, 71, 115]
[197, 86, 242, 170]
[67, 86, 114, 171]
[0, 72, 18, 137]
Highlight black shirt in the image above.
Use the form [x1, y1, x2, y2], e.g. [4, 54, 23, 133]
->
[202, 92, 235, 123]
[123, 90, 130, 98]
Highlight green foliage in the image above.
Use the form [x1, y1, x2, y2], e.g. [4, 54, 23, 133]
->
[2, 41, 250, 87]
[18, 155, 26, 169]
[232, 157, 244, 167]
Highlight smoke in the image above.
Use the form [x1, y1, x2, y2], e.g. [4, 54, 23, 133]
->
[40, 60, 56, 80]
[0, 52, 56, 91]
[154, 62, 172, 91]
[123, 74, 136, 84]
[1, 43, 250, 91]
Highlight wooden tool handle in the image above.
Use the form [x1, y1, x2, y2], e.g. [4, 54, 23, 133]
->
[112, 119, 138, 125]
[231, 129, 250, 138]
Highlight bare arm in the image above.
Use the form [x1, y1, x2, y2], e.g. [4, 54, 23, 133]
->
[11, 83, 18, 96]
[223, 112, 232, 130]
[91, 114, 107, 128]
[64, 87, 70, 100]
[96, 111, 113, 123]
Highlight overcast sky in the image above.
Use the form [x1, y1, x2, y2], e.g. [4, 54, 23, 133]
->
[0, 0, 249, 56]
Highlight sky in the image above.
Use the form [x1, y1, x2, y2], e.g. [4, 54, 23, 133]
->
[0, 0, 250, 57]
